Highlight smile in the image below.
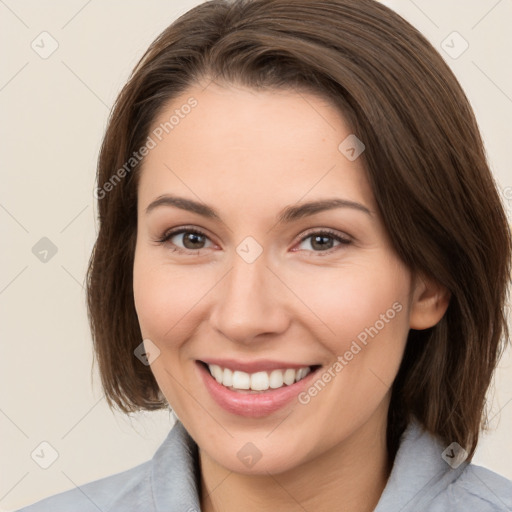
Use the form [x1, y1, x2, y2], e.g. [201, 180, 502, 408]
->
[207, 364, 312, 392]
[197, 360, 321, 417]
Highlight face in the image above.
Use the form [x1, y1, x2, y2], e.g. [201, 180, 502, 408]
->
[133, 81, 417, 475]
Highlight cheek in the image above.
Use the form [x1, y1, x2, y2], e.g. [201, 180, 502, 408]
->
[133, 249, 201, 339]
[133, 259, 173, 340]
[283, 258, 411, 352]
[287, 257, 412, 413]
[289, 262, 411, 433]
[132, 248, 207, 408]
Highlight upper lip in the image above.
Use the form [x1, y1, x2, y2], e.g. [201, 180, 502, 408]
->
[199, 358, 319, 373]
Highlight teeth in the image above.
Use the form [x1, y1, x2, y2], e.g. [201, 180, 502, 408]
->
[207, 364, 312, 391]
[251, 371, 269, 391]
[232, 370, 250, 390]
[295, 367, 311, 382]
[269, 370, 283, 389]
[222, 367, 233, 387]
[211, 364, 223, 383]
[283, 369, 296, 385]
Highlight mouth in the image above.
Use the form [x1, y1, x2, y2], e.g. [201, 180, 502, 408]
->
[196, 359, 322, 418]
[200, 361, 321, 393]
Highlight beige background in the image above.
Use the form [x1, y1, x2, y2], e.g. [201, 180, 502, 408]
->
[1, 0, 511, 510]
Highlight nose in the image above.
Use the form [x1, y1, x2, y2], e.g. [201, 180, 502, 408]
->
[209, 251, 290, 345]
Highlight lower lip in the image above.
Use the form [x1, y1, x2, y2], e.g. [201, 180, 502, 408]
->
[197, 362, 318, 418]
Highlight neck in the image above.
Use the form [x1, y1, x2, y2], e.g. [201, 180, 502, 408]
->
[199, 410, 391, 512]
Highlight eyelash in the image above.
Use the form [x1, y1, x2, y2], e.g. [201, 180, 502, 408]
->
[154, 226, 352, 256]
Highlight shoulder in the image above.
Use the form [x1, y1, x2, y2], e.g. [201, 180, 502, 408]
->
[376, 418, 512, 512]
[15, 459, 154, 512]
[16, 421, 201, 512]
[445, 462, 512, 511]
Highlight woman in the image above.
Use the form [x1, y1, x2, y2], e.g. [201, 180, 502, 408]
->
[18, 0, 512, 510]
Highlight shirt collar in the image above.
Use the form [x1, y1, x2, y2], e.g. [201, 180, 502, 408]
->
[151, 420, 201, 512]
[374, 416, 468, 512]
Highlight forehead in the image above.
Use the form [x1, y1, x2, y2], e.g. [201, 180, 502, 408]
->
[137, 82, 375, 217]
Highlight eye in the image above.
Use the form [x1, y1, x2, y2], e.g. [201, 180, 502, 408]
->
[155, 226, 352, 256]
[294, 229, 352, 254]
[156, 227, 214, 254]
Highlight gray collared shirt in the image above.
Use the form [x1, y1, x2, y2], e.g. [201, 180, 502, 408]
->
[17, 418, 512, 511]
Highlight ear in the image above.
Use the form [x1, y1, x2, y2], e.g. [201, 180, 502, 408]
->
[409, 273, 451, 330]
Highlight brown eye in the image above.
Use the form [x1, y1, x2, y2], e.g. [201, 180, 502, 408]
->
[179, 231, 207, 250]
[157, 228, 213, 253]
[296, 230, 352, 253]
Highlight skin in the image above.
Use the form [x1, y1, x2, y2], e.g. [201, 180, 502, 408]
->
[133, 80, 450, 512]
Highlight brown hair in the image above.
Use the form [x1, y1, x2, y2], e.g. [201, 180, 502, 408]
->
[87, 0, 511, 460]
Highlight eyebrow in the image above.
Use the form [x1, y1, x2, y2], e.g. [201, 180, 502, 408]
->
[145, 194, 372, 223]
